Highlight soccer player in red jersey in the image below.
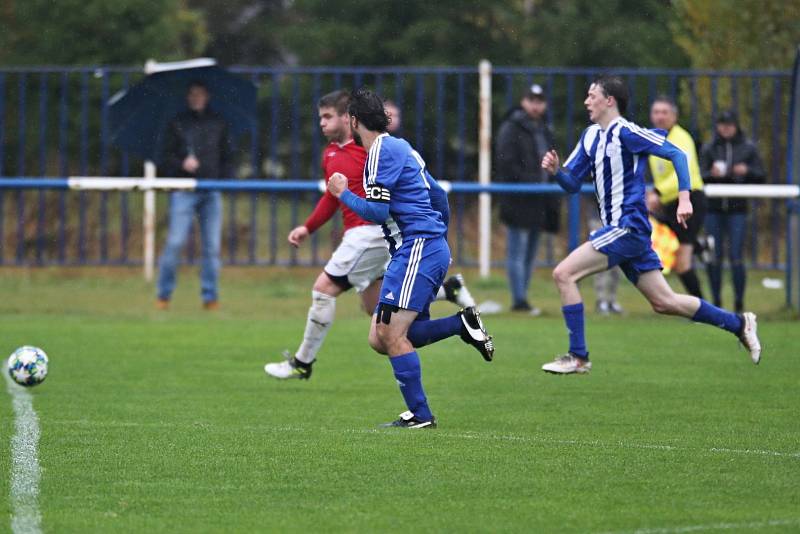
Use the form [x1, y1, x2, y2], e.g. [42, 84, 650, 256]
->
[265, 90, 474, 380]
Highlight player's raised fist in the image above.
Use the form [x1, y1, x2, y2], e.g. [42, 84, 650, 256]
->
[327, 172, 348, 198]
[541, 150, 560, 175]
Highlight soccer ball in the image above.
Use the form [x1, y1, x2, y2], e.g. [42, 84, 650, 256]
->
[7, 346, 49, 387]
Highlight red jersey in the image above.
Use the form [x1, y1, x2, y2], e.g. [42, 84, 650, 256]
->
[304, 139, 372, 233]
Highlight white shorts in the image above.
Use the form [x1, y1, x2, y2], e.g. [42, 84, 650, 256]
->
[324, 225, 391, 293]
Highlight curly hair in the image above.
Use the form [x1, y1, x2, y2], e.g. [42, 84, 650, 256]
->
[347, 87, 389, 132]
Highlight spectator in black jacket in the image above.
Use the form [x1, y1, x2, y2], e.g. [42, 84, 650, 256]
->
[699, 110, 765, 312]
[495, 84, 560, 314]
[156, 81, 234, 311]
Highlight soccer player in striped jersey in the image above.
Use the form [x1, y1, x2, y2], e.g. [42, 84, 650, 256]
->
[540, 75, 761, 375]
[327, 88, 494, 428]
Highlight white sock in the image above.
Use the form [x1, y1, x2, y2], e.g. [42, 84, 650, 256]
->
[295, 291, 336, 364]
[435, 286, 447, 301]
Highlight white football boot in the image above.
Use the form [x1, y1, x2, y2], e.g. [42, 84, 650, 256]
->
[541, 353, 592, 374]
[264, 351, 313, 380]
[443, 274, 477, 308]
[738, 312, 761, 364]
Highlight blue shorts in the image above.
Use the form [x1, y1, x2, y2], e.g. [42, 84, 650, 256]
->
[589, 225, 662, 285]
[378, 236, 450, 313]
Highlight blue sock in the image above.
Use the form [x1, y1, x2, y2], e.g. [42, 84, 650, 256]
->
[407, 314, 462, 348]
[389, 351, 433, 421]
[562, 303, 588, 358]
[692, 299, 743, 334]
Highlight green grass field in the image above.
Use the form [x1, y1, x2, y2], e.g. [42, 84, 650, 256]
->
[1, 267, 798, 533]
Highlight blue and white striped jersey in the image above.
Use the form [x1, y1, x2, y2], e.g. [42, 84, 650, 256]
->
[559, 117, 690, 234]
[363, 133, 448, 241]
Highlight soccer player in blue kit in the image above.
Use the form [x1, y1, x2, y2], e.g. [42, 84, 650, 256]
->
[327, 88, 494, 428]
[540, 75, 761, 374]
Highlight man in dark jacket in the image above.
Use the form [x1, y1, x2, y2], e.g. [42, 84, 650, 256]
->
[156, 81, 234, 310]
[495, 84, 559, 313]
[699, 110, 765, 312]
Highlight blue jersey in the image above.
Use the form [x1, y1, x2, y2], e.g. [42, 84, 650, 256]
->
[559, 117, 690, 234]
[363, 134, 448, 242]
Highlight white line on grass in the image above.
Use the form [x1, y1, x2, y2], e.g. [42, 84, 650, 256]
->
[48, 419, 800, 460]
[596, 517, 800, 533]
[434, 432, 800, 459]
[3, 365, 43, 534]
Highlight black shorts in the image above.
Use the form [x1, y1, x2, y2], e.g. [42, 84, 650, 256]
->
[655, 190, 706, 244]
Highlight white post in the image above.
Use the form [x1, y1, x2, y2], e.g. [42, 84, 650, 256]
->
[478, 60, 492, 279]
[143, 161, 157, 281]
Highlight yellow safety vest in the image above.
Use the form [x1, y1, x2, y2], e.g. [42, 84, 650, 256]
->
[648, 124, 704, 203]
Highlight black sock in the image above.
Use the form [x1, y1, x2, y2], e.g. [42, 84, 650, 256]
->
[679, 269, 704, 299]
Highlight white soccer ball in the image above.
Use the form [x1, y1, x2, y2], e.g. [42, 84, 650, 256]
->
[7, 346, 49, 387]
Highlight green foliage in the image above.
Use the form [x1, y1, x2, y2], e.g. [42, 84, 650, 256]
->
[0, 0, 208, 65]
[523, 0, 689, 67]
[671, 0, 799, 70]
[669, 0, 797, 180]
[275, 0, 689, 67]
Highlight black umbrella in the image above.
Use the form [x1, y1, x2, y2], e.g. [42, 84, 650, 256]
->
[108, 59, 257, 162]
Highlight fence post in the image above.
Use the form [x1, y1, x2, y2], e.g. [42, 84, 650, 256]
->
[478, 60, 492, 279]
[144, 161, 157, 281]
[788, 46, 800, 310]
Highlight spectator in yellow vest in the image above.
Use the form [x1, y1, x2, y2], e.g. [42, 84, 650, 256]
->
[646, 95, 706, 299]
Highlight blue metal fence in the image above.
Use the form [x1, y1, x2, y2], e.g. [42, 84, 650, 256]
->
[0, 65, 792, 268]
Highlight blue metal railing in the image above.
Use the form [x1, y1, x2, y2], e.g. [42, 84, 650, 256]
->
[0, 65, 792, 268]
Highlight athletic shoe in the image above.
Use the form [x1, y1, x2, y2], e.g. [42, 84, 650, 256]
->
[155, 298, 169, 310]
[203, 300, 220, 311]
[443, 274, 476, 308]
[597, 300, 623, 315]
[264, 351, 313, 380]
[459, 306, 494, 362]
[738, 312, 761, 364]
[541, 353, 592, 374]
[696, 234, 715, 265]
[379, 410, 436, 429]
[511, 300, 532, 312]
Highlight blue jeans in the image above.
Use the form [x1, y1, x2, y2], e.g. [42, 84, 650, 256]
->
[705, 212, 746, 311]
[505, 226, 541, 306]
[157, 191, 222, 303]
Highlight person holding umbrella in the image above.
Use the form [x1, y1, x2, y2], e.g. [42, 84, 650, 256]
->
[156, 81, 234, 310]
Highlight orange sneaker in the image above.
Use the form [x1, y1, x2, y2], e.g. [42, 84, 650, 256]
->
[203, 300, 219, 311]
[155, 298, 170, 310]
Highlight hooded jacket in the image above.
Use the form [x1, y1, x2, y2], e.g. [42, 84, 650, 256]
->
[699, 123, 765, 213]
[494, 108, 559, 230]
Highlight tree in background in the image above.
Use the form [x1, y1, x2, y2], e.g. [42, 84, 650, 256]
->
[0, 0, 208, 65]
[524, 0, 689, 68]
[273, 0, 689, 67]
[671, 0, 799, 70]
[670, 0, 796, 164]
[187, 0, 289, 65]
[0, 0, 692, 67]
